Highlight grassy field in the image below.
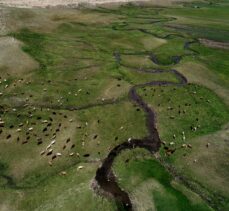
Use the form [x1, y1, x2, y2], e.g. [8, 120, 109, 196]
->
[136, 83, 229, 209]
[0, 1, 229, 210]
[113, 148, 212, 211]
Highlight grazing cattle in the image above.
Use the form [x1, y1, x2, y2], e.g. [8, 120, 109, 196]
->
[37, 141, 43, 145]
[182, 144, 187, 148]
[28, 127, 33, 131]
[77, 166, 84, 170]
[0, 121, 4, 127]
[83, 154, 90, 157]
[46, 144, 52, 150]
[46, 149, 53, 156]
[162, 141, 166, 145]
[40, 150, 45, 155]
[19, 123, 24, 127]
[60, 171, 67, 175]
[51, 140, 56, 145]
[166, 148, 176, 156]
[6, 134, 11, 139]
[187, 144, 192, 148]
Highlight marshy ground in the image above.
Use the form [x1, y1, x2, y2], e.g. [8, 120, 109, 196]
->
[0, 0, 229, 210]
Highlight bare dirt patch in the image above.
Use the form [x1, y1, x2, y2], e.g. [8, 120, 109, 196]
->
[0, 7, 8, 35]
[131, 179, 158, 211]
[0, 36, 38, 76]
[199, 38, 229, 50]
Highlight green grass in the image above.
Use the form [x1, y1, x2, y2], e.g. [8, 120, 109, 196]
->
[191, 43, 229, 88]
[0, 2, 229, 210]
[162, 2, 229, 41]
[137, 84, 229, 209]
[137, 84, 229, 151]
[113, 149, 211, 211]
[153, 37, 190, 65]
[3, 162, 116, 211]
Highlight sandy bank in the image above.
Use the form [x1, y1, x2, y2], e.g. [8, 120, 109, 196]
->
[0, 0, 191, 8]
